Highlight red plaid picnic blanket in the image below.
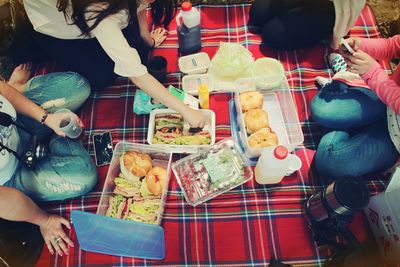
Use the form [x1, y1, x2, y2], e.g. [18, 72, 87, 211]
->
[35, 4, 390, 267]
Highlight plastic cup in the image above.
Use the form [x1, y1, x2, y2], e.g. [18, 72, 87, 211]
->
[54, 108, 83, 139]
[147, 56, 167, 83]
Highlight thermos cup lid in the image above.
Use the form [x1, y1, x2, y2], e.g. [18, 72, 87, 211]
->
[181, 2, 192, 11]
[334, 176, 370, 211]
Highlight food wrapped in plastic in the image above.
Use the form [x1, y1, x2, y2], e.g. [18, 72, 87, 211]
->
[210, 42, 254, 78]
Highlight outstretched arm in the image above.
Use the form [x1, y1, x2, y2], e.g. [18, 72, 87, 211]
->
[0, 186, 73, 256]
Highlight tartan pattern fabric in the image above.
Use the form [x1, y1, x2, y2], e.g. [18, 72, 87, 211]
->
[35, 4, 390, 267]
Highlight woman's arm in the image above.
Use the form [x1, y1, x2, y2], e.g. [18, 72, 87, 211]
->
[0, 186, 73, 256]
[0, 81, 47, 124]
[137, 6, 168, 48]
[0, 81, 70, 136]
[92, 19, 205, 127]
[137, 7, 153, 47]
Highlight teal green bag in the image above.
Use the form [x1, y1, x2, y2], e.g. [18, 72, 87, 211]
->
[133, 90, 166, 115]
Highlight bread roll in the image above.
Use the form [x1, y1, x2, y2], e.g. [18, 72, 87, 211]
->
[248, 127, 278, 148]
[244, 108, 269, 134]
[145, 166, 167, 196]
[120, 151, 152, 182]
[239, 91, 263, 112]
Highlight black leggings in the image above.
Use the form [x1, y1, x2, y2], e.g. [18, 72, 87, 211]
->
[5, 22, 149, 89]
[249, 0, 335, 50]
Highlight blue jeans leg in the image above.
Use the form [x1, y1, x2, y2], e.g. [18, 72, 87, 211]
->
[310, 80, 386, 129]
[18, 71, 91, 139]
[7, 72, 97, 201]
[314, 119, 398, 179]
[11, 136, 97, 201]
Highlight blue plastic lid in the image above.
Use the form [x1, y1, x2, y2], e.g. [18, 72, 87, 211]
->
[71, 210, 165, 260]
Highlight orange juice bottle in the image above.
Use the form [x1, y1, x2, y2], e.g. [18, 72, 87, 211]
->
[198, 83, 209, 109]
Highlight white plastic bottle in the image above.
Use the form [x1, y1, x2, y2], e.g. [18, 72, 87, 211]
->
[176, 2, 201, 54]
[254, 146, 289, 184]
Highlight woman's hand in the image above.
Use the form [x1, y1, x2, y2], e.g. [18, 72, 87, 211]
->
[343, 50, 377, 75]
[183, 108, 206, 128]
[150, 28, 168, 47]
[39, 214, 74, 256]
[45, 112, 83, 137]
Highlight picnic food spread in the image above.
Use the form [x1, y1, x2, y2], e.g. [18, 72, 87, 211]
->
[106, 151, 166, 224]
[152, 113, 212, 145]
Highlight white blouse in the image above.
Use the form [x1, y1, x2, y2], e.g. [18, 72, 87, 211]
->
[23, 0, 148, 77]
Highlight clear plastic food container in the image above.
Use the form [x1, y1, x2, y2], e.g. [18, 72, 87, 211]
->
[233, 77, 304, 158]
[147, 108, 216, 153]
[97, 142, 172, 225]
[178, 52, 211, 74]
[181, 73, 213, 96]
[172, 138, 253, 206]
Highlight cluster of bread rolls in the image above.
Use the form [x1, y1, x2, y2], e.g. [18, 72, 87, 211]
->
[239, 91, 278, 148]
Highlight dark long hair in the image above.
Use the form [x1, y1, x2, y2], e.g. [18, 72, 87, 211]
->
[56, 0, 177, 37]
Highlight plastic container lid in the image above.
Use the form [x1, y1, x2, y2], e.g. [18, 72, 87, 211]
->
[181, 2, 192, 11]
[71, 211, 165, 260]
[178, 52, 211, 75]
[274, 146, 288, 160]
[181, 74, 213, 95]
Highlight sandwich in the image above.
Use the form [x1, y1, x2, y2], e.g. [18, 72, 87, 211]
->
[106, 194, 126, 218]
[177, 130, 211, 145]
[125, 199, 161, 224]
[106, 195, 161, 224]
[153, 113, 184, 143]
[113, 175, 141, 198]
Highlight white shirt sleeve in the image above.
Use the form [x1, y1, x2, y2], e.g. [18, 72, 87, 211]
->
[91, 15, 148, 77]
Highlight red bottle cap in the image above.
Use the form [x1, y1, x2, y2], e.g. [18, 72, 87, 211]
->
[274, 146, 288, 160]
[181, 2, 192, 11]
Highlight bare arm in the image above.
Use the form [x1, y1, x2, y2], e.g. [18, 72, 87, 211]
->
[0, 186, 74, 256]
[137, 8, 153, 47]
[0, 81, 47, 123]
[0, 81, 71, 136]
[0, 186, 48, 224]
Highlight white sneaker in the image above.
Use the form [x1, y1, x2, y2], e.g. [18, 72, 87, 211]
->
[315, 76, 331, 88]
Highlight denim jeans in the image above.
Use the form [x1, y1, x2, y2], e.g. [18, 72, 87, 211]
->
[310, 80, 398, 179]
[5, 72, 98, 201]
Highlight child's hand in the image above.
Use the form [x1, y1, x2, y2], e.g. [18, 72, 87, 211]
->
[343, 50, 376, 75]
[183, 108, 206, 128]
[340, 37, 362, 55]
[150, 28, 168, 47]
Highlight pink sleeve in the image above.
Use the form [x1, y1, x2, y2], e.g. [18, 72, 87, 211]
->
[362, 63, 400, 114]
[358, 35, 400, 60]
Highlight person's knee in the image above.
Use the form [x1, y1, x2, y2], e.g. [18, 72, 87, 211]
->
[72, 155, 98, 196]
[87, 73, 116, 90]
[261, 20, 294, 49]
[249, 0, 274, 26]
[62, 72, 91, 100]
